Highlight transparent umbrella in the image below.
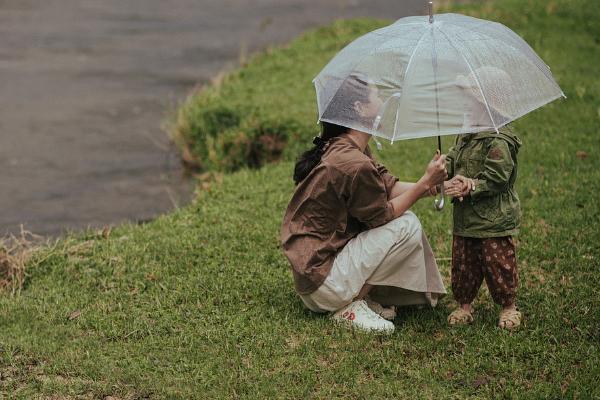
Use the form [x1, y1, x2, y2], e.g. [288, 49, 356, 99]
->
[313, 2, 565, 209]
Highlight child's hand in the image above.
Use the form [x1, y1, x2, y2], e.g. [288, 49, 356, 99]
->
[444, 180, 464, 199]
[445, 175, 475, 201]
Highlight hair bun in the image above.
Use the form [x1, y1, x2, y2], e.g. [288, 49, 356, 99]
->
[312, 136, 326, 147]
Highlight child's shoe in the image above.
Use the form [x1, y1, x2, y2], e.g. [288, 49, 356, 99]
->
[498, 308, 522, 330]
[332, 300, 395, 334]
[448, 307, 474, 326]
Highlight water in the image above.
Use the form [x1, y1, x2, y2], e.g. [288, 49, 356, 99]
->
[0, 0, 430, 237]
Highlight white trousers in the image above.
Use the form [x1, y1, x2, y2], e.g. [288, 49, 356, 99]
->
[300, 211, 446, 313]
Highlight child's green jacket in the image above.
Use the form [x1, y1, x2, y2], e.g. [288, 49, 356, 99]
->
[446, 127, 522, 238]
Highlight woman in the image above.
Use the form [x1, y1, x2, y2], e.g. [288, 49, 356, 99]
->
[280, 74, 452, 333]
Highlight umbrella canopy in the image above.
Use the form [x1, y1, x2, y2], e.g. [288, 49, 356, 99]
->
[314, 12, 565, 142]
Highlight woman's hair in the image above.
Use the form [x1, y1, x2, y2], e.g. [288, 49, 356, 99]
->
[320, 73, 371, 124]
[293, 122, 348, 184]
[293, 74, 371, 184]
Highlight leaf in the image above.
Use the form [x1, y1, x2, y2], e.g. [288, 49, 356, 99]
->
[68, 310, 81, 321]
[545, 1, 557, 15]
[101, 226, 112, 239]
[538, 219, 552, 234]
[197, 172, 213, 182]
[472, 375, 489, 389]
[145, 273, 158, 281]
[575, 151, 588, 160]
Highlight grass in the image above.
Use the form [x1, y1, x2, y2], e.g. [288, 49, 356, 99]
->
[1, 0, 599, 398]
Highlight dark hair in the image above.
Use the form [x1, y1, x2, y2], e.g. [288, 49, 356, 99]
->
[321, 73, 371, 123]
[293, 74, 371, 184]
[293, 122, 348, 184]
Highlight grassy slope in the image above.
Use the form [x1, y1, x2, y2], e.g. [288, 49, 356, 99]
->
[167, 18, 384, 171]
[1, 0, 599, 398]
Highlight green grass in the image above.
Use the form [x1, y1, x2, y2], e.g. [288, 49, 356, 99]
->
[1, 0, 599, 398]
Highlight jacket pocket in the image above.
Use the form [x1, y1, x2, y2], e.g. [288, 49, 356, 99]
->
[466, 156, 484, 177]
[472, 196, 501, 222]
[499, 192, 519, 229]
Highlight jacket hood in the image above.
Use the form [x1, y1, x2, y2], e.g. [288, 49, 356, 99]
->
[469, 126, 522, 150]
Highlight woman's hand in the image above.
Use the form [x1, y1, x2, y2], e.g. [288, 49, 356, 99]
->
[389, 152, 447, 218]
[445, 175, 475, 202]
[423, 152, 448, 188]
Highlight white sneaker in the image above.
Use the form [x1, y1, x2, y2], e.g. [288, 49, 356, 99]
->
[365, 297, 397, 321]
[331, 300, 395, 334]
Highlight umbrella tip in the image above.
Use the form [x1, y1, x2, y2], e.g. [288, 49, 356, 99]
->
[428, 1, 434, 23]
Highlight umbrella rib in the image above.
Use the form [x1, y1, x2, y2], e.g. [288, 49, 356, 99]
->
[317, 24, 424, 127]
[444, 21, 563, 95]
[392, 25, 430, 143]
[314, 35, 386, 122]
[435, 24, 500, 134]
[402, 27, 430, 91]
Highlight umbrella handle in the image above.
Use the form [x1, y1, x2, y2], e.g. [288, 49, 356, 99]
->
[434, 138, 444, 211]
[434, 184, 444, 211]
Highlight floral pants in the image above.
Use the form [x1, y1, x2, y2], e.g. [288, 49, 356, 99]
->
[451, 235, 518, 306]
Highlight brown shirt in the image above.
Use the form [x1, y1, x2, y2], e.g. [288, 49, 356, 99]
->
[280, 134, 399, 295]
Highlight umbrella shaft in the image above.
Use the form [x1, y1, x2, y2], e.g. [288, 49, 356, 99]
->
[428, 1, 433, 23]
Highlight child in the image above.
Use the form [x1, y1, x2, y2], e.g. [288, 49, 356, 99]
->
[444, 125, 522, 329]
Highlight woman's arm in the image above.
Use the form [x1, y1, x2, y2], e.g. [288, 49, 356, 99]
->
[389, 181, 437, 199]
[388, 153, 448, 218]
[346, 153, 447, 228]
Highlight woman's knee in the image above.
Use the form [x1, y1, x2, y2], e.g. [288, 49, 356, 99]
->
[389, 211, 422, 241]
